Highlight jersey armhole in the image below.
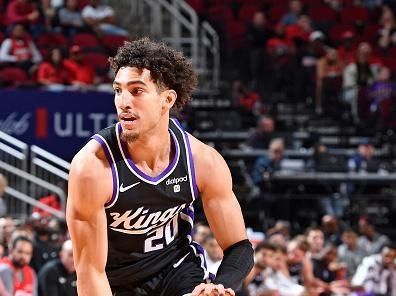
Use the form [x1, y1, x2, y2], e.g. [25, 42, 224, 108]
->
[91, 135, 119, 208]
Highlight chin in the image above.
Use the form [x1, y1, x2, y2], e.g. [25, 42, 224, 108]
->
[121, 130, 139, 143]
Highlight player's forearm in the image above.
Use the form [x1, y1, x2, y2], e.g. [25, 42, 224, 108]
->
[77, 270, 112, 296]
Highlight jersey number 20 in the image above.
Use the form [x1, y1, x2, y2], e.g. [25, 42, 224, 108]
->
[144, 215, 179, 252]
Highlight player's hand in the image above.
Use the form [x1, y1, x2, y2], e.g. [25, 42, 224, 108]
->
[191, 283, 235, 296]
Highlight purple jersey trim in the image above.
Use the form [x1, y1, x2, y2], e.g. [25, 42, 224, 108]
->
[171, 118, 199, 199]
[91, 135, 118, 207]
[118, 123, 180, 183]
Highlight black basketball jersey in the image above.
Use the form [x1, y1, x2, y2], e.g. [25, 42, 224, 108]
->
[91, 118, 208, 287]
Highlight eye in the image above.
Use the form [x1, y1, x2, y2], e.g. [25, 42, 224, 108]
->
[114, 88, 121, 95]
[131, 88, 144, 96]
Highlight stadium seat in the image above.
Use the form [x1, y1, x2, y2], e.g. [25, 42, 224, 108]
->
[185, 0, 207, 15]
[238, 4, 261, 22]
[207, 0, 233, 6]
[71, 33, 100, 49]
[0, 67, 28, 86]
[329, 24, 356, 43]
[207, 5, 234, 24]
[308, 6, 338, 24]
[340, 7, 369, 25]
[363, 24, 381, 45]
[102, 35, 130, 54]
[83, 52, 109, 75]
[36, 32, 69, 50]
[226, 20, 247, 50]
[268, 5, 288, 23]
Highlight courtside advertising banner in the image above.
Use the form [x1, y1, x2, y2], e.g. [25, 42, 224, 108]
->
[0, 89, 117, 160]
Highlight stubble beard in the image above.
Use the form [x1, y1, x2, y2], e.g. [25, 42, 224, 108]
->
[121, 130, 139, 143]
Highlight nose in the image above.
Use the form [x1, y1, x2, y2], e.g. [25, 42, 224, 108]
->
[118, 90, 132, 110]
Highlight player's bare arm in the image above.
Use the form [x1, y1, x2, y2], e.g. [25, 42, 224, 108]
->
[190, 135, 254, 296]
[66, 140, 113, 296]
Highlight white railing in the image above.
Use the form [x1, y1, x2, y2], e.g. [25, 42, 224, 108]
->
[105, 0, 220, 93]
[0, 160, 66, 218]
[0, 131, 69, 218]
[30, 145, 69, 199]
[0, 130, 29, 194]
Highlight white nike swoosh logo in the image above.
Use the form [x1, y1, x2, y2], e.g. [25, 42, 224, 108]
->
[119, 182, 141, 193]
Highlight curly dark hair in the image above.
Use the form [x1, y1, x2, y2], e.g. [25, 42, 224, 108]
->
[109, 38, 198, 110]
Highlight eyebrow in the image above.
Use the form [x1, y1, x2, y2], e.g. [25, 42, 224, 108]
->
[112, 80, 148, 87]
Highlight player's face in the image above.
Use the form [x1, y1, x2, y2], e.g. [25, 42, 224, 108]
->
[113, 67, 175, 142]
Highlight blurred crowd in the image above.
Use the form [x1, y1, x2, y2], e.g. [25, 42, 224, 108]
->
[0, 0, 130, 90]
[199, 0, 396, 129]
[193, 216, 396, 296]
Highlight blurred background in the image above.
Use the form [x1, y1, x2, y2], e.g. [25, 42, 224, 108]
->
[0, 0, 396, 295]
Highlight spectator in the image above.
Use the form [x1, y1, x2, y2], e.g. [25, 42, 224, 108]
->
[37, 47, 72, 85]
[0, 235, 37, 296]
[352, 245, 396, 295]
[286, 237, 315, 286]
[81, 0, 129, 37]
[285, 15, 313, 44]
[0, 175, 7, 218]
[246, 11, 273, 91]
[232, 80, 262, 124]
[366, 65, 396, 129]
[343, 42, 380, 122]
[202, 233, 223, 275]
[315, 48, 344, 115]
[38, 240, 77, 296]
[265, 244, 305, 295]
[6, 0, 40, 27]
[337, 229, 366, 277]
[348, 140, 377, 173]
[246, 116, 275, 149]
[243, 242, 277, 296]
[321, 215, 343, 246]
[0, 217, 16, 255]
[280, 0, 303, 26]
[0, 23, 42, 72]
[337, 31, 356, 65]
[64, 45, 95, 87]
[312, 244, 351, 295]
[251, 138, 285, 186]
[38, 0, 58, 30]
[306, 227, 325, 259]
[58, 0, 86, 36]
[378, 4, 396, 51]
[32, 193, 61, 217]
[287, 237, 330, 294]
[30, 217, 61, 273]
[192, 222, 210, 245]
[293, 26, 325, 104]
[312, 244, 347, 283]
[357, 216, 391, 256]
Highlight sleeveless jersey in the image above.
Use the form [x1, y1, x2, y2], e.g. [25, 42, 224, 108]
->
[91, 118, 208, 287]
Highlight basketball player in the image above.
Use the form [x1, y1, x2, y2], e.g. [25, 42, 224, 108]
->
[66, 38, 254, 296]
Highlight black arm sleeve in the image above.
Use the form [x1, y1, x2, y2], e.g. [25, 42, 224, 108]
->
[213, 239, 254, 290]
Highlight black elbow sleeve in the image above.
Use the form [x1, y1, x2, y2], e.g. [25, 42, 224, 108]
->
[213, 239, 254, 290]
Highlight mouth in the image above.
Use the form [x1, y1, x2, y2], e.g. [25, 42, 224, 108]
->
[119, 113, 138, 129]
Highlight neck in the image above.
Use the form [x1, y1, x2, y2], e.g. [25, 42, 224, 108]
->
[125, 117, 172, 176]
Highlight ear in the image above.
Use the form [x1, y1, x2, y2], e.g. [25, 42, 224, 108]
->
[163, 90, 177, 109]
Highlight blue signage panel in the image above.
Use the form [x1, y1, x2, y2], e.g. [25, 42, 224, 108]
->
[0, 89, 117, 161]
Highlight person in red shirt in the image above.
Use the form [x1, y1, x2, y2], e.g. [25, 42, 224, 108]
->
[0, 24, 42, 72]
[6, 0, 40, 27]
[37, 47, 72, 85]
[63, 45, 95, 87]
[0, 236, 37, 296]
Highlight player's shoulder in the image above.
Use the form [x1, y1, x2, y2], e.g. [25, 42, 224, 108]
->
[187, 133, 223, 164]
[70, 139, 108, 179]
